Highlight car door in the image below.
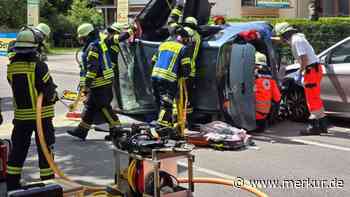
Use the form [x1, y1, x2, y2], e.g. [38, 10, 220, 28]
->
[226, 43, 256, 130]
[321, 40, 350, 114]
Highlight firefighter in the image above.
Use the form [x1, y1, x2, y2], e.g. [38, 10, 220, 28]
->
[151, 27, 192, 130]
[213, 16, 226, 25]
[8, 23, 51, 62]
[274, 22, 328, 135]
[67, 23, 135, 141]
[6, 30, 58, 191]
[254, 52, 281, 133]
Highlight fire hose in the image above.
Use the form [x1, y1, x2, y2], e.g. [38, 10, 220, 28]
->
[36, 93, 268, 196]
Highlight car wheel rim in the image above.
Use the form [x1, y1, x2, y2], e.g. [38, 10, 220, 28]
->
[286, 89, 308, 120]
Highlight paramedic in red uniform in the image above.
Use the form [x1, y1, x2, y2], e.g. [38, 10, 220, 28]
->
[254, 52, 281, 132]
[274, 22, 328, 135]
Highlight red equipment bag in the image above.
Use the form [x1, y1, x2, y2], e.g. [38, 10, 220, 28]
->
[0, 139, 11, 182]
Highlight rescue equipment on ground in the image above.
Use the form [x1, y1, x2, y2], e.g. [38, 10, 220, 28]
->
[187, 121, 252, 150]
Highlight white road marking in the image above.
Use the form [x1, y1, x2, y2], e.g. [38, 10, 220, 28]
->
[178, 161, 236, 180]
[291, 139, 350, 152]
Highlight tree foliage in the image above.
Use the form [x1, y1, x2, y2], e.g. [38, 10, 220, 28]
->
[68, 0, 103, 27]
[0, 0, 26, 30]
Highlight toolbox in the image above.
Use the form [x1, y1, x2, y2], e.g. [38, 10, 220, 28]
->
[8, 182, 63, 197]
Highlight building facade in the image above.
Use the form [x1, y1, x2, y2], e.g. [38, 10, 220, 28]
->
[211, 0, 350, 18]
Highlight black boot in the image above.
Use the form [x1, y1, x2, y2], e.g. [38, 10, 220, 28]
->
[300, 119, 321, 135]
[319, 117, 329, 133]
[67, 127, 88, 141]
[6, 176, 22, 192]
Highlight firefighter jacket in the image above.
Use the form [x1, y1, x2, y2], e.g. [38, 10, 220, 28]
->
[7, 52, 57, 120]
[80, 30, 133, 89]
[189, 30, 201, 78]
[151, 41, 191, 82]
[255, 74, 281, 120]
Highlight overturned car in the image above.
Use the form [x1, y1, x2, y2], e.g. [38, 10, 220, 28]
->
[113, 0, 280, 131]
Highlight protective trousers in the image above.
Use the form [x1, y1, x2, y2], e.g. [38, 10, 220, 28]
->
[303, 64, 325, 119]
[186, 77, 194, 127]
[153, 80, 178, 127]
[7, 118, 55, 191]
[79, 85, 120, 130]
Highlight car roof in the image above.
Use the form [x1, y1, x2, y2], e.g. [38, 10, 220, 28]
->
[207, 21, 273, 47]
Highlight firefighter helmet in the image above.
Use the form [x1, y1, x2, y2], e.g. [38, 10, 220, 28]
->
[184, 17, 198, 27]
[109, 22, 124, 33]
[14, 30, 38, 48]
[35, 23, 51, 37]
[77, 23, 94, 38]
[183, 27, 194, 37]
[255, 52, 267, 66]
[274, 22, 297, 37]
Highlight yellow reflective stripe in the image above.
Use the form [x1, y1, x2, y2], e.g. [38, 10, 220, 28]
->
[171, 8, 182, 16]
[91, 77, 113, 88]
[159, 42, 183, 53]
[190, 32, 201, 77]
[86, 72, 97, 79]
[40, 168, 54, 176]
[170, 23, 179, 28]
[103, 69, 114, 79]
[101, 108, 120, 127]
[42, 72, 50, 83]
[181, 57, 191, 65]
[7, 166, 22, 175]
[152, 68, 177, 82]
[15, 105, 54, 120]
[111, 45, 119, 53]
[27, 74, 36, 109]
[88, 51, 99, 59]
[113, 35, 120, 44]
[8, 52, 16, 58]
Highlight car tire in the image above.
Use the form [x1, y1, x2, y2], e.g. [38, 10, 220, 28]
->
[285, 86, 309, 122]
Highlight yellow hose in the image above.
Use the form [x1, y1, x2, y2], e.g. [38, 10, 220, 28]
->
[36, 93, 104, 193]
[178, 177, 269, 197]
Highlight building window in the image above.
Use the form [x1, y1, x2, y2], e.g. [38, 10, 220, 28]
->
[242, 0, 256, 7]
[242, 0, 290, 8]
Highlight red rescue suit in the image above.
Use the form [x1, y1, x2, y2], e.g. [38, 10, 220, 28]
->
[303, 63, 324, 118]
[255, 75, 281, 120]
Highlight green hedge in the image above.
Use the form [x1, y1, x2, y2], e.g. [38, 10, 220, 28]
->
[227, 17, 350, 54]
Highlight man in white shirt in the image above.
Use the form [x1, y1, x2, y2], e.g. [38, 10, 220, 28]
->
[273, 22, 328, 135]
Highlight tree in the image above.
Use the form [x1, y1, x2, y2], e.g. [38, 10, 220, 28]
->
[0, 0, 26, 30]
[68, 0, 103, 27]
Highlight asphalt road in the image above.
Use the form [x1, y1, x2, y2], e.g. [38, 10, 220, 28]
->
[0, 54, 350, 197]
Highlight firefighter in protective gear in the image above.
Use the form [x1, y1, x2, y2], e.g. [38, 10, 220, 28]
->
[254, 52, 281, 133]
[274, 22, 328, 135]
[183, 18, 201, 118]
[67, 23, 135, 141]
[151, 27, 192, 129]
[6, 30, 58, 191]
[7, 23, 51, 62]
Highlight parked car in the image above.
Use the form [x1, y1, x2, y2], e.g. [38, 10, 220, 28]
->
[282, 36, 350, 121]
[113, 0, 280, 131]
